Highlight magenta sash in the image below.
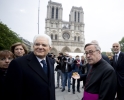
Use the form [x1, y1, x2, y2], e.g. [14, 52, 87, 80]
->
[83, 91, 99, 100]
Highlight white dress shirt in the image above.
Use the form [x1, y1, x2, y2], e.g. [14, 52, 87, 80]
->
[115, 51, 120, 61]
[36, 56, 46, 68]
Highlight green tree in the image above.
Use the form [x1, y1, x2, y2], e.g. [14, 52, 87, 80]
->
[0, 21, 22, 50]
[102, 52, 106, 55]
[119, 37, 124, 52]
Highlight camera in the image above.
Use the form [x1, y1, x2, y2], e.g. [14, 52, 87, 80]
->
[74, 60, 77, 63]
[47, 53, 52, 58]
[63, 56, 67, 61]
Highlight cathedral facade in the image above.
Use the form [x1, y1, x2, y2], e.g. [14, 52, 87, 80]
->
[45, 1, 85, 55]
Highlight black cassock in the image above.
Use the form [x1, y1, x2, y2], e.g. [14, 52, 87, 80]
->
[82, 59, 117, 100]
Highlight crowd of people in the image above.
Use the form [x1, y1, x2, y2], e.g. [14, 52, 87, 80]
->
[54, 53, 86, 93]
[0, 34, 124, 100]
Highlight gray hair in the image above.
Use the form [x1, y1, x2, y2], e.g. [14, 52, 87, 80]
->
[91, 40, 101, 50]
[91, 40, 99, 45]
[84, 43, 101, 52]
[33, 34, 52, 47]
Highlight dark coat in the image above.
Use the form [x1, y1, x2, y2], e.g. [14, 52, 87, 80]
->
[72, 62, 82, 75]
[0, 69, 7, 98]
[61, 58, 72, 73]
[113, 52, 124, 87]
[102, 54, 110, 64]
[55, 56, 63, 71]
[79, 63, 90, 84]
[84, 59, 117, 100]
[4, 53, 55, 100]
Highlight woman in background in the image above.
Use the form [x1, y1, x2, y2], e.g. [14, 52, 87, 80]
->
[10, 42, 28, 58]
[0, 50, 14, 96]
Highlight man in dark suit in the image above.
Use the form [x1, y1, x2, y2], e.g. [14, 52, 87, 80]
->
[101, 53, 110, 64]
[112, 42, 124, 100]
[4, 34, 55, 100]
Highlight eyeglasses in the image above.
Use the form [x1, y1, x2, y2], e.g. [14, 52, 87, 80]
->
[113, 46, 118, 48]
[34, 43, 49, 47]
[84, 50, 98, 56]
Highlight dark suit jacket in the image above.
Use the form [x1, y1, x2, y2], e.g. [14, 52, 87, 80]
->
[102, 54, 110, 64]
[61, 58, 72, 73]
[113, 52, 124, 87]
[79, 63, 90, 84]
[4, 53, 55, 100]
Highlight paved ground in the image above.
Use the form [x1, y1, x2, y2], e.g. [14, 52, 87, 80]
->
[54, 71, 84, 100]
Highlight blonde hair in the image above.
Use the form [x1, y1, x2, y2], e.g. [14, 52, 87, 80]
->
[10, 42, 28, 55]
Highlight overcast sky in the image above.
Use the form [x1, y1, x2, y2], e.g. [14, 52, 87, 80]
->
[0, 0, 124, 52]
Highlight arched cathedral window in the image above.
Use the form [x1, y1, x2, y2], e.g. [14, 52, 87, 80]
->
[51, 34, 53, 40]
[55, 34, 57, 40]
[56, 23, 58, 28]
[75, 11, 76, 22]
[78, 12, 80, 22]
[74, 36, 76, 41]
[56, 8, 58, 19]
[51, 7, 54, 19]
[78, 36, 80, 41]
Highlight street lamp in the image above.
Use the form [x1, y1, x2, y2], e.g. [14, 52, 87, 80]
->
[38, 0, 40, 34]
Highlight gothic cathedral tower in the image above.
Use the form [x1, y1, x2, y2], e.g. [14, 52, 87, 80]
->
[45, 1, 85, 55]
